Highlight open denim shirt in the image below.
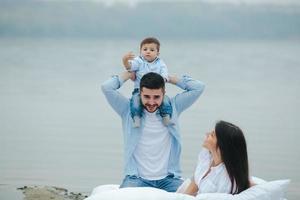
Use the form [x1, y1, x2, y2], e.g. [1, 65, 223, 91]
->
[101, 75, 205, 178]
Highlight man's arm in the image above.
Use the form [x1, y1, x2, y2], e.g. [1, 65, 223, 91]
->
[169, 75, 205, 114]
[101, 71, 133, 116]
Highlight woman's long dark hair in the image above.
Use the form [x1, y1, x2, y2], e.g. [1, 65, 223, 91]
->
[215, 120, 250, 194]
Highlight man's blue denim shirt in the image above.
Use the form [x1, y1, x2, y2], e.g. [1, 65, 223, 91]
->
[101, 75, 205, 178]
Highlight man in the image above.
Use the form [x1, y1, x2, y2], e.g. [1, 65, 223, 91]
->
[101, 71, 205, 192]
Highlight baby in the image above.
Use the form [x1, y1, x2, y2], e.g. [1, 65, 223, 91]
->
[122, 37, 172, 127]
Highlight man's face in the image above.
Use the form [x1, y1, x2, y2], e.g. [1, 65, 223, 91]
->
[140, 43, 159, 62]
[140, 87, 164, 113]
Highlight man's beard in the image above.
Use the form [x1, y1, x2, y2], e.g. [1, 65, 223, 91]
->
[143, 103, 159, 113]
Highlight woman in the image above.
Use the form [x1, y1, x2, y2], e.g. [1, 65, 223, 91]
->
[183, 120, 251, 196]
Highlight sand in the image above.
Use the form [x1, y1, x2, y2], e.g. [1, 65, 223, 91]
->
[17, 186, 88, 200]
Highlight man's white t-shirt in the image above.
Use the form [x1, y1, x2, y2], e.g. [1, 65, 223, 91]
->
[133, 110, 171, 180]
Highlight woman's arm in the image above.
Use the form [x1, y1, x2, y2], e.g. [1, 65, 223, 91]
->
[183, 178, 199, 196]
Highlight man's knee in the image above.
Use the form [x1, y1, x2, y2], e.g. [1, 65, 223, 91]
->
[160, 175, 184, 192]
[120, 175, 146, 188]
[168, 179, 184, 192]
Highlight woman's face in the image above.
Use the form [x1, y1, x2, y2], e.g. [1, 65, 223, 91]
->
[203, 130, 218, 151]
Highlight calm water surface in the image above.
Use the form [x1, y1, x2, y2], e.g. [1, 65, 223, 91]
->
[0, 38, 299, 199]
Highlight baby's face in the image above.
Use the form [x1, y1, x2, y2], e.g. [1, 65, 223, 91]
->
[140, 43, 159, 62]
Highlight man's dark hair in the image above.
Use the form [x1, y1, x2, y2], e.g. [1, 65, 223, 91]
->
[140, 37, 160, 52]
[140, 72, 165, 91]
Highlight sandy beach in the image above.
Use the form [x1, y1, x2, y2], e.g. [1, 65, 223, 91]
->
[17, 186, 88, 200]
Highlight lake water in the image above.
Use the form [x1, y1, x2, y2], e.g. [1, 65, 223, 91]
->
[0, 38, 299, 199]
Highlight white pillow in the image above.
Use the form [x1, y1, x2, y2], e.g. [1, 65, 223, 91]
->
[196, 179, 290, 200]
[85, 186, 196, 200]
[90, 184, 119, 196]
[85, 179, 290, 200]
[251, 176, 267, 184]
[196, 193, 233, 200]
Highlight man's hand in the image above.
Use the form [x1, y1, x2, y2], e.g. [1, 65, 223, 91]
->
[168, 75, 179, 85]
[120, 71, 135, 82]
[129, 72, 136, 81]
[122, 52, 135, 70]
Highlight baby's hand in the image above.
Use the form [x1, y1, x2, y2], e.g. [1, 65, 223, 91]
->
[123, 52, 135, 60]
[122, 52, 135, 70]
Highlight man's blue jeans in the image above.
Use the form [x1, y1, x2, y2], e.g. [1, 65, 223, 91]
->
[119, 174, 183, 192]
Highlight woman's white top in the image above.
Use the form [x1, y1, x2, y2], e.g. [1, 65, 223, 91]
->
[194, 148, 234, 194]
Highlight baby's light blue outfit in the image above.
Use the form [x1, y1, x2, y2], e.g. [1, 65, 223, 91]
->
[130, 56, 169, 88]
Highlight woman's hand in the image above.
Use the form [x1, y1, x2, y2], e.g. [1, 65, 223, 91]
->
[185, 179, 199, 196]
